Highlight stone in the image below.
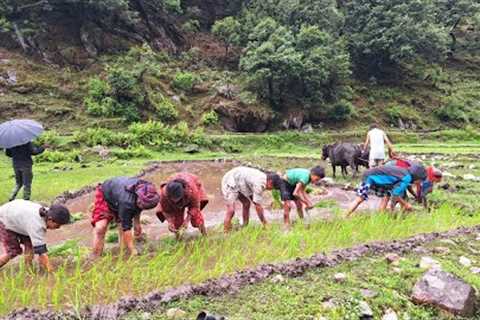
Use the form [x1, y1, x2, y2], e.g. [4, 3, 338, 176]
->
[359, 301, 373, 318]
[411, 269, 476, 317]
[392, 267, 402, 274]
[385, 253, 401, 264]
[301, 123, 313, 133]
[382, 309, 398, 320]
[322, 299, 335, 310]
[333, 273, 347, 283]
[470, 267, 480, 274]
[216, 84, 239, 100]
[321, 177, 335, 186]
[432, 247, 450, 255]
[419, 257, 441, 270]
[442, 172, 455, 178]
[463, 174, 480, 181]
[172, 95, 181, 103]
[166, 308, 186, 319]
[6, 70, 16, 85]
[459, 256, 472, 267]
[271, 274, 286, 284]
[360, 289, 378, 298]
[184, 144, 200, 154]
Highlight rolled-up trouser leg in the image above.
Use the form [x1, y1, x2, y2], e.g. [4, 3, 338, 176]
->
[9, 167, 23, 201]
[22, 166, 33, 200]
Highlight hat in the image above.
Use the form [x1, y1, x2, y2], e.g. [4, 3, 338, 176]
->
[135, 181, 160, 210]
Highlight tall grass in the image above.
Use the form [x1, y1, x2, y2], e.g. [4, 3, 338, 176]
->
[0, 204, 479, 315]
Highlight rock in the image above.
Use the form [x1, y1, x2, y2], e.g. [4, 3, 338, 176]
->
[411, 269, 476, 317]
[322, 299, 335, 310]
[282, 112, 305, 130]
[360, 289, 378, 298]
[392, 267, 402, 274]
[321, 177, 335, 186]
[442, 172, 455, 178]
[470, 267, 480, 274]
[333, 273, 347, 283]
[382, 309, 398, 320]
[385, 253, 401, 264]
[459, 256, 472, 267]
[216, 84, 239, 100]
[301, 123, 313, 133]
[172, 95, 181, 103]
[419, 257, 441, 270]
[271, 274, 286, 284]
[166, 307, 186, 319]
[432, 247, 450, 255]
[359, 301, 373, 318]
[412, 247, 428, 254]
[463, 174, 480, 181]
[6, 70, 16, 85]
[184, 144, 200, 154]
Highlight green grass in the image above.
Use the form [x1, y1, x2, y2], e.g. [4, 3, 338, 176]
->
[0, 203, 479, 315]
[131, 234, 480, 320]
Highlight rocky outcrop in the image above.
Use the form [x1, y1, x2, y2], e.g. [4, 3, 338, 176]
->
[412, 269, 476, 317]
[214, 100, 274, 133]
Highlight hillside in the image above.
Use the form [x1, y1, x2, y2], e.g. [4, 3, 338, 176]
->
[0, 0, 479, 133]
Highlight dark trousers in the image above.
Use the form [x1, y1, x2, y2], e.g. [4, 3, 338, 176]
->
[9, 166, 33, 201]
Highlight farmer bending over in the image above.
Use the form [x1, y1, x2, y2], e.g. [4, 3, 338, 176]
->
[91, 177, 159, 257]
[281, 166, 325, 227]
[156, 172, 208, 239]
[222, 166, 283, 233]
[346, 164, 426, 217]
[0, 200, 70, 272]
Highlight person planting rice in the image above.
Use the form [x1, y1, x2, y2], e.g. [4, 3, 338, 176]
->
[0, 200, 70, 272]
[156, 172, 208, 239]
[222, 166, 284, 233]
[385, 154, 443, 209]
[91, 177, 160, 257]
[346, 164, 427, 217]
[281, 166, 325, 227]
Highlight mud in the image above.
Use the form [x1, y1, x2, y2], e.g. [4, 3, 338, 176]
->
[5, 225, 480, 320]
[2, 159, 381, 253]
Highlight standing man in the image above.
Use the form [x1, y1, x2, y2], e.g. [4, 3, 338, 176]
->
[156, 172, 209, 239]
[91, 177, 160, 257]
[363, 123, 393, 168]
[222, 166, 283, 233]
[5, 142, 45, 201]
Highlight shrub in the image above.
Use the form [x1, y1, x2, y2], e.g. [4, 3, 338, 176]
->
[328, 100, 354, 121]
[110, 146, 153, 159]
[201, 110, 219, 126]
[73, 128, 120, 147]
[150, 93, 179, 122]
[36, 130, 60, 147]
[172, 72, 199, 93]
[35, 150, 81, 163]
[182, 19, 200, 33]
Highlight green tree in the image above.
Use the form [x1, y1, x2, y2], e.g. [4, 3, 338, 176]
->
[212, 16, 242, 58]
[345, 0, 449, 77]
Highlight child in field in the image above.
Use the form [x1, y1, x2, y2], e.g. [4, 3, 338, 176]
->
[91, 177, 160, 257]
[156, 172, 209, 239]
[281, 166, 325, 227]
[346, 164, 427, 216]
[0, 200, 70, 272]
[222, 166, 283, 232]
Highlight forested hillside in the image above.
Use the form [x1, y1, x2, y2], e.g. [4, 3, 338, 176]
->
[0, 0, 479, 132]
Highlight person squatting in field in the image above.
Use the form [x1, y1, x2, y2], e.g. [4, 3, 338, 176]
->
[280, 166, 326, 227]
[0, 200, 70, 272]
[91, 177, 160, 257]
[346, 163, 427, 217]
[222, 166, 284, 233]
[156, 172, 209, 239]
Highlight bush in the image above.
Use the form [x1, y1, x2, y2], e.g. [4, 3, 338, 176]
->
[36, 130, 60, 147]
[172, 72, 199, 93]
[182, 19, 200, 33]
[35, 150, 81, 163]
[150, 93, 179, 122]
[110, 146, 153, 159]
[201, 110, 219, 126]
[328, 100, 354, 121]
[73, 128, 120, 147]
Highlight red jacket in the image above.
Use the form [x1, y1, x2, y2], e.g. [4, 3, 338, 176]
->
[156, 173, 208, 229]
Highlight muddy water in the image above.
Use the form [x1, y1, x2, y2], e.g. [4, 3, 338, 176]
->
[2, 160, 382, 253]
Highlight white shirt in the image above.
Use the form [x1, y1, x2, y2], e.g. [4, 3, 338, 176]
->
[0, 200, 47, 248]
[368, 128, 386, 160]
[222, 167, 267, 203]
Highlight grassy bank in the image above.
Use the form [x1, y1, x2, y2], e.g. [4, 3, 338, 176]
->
[129, 233, 480, 320]
[0, 204, 479, 315]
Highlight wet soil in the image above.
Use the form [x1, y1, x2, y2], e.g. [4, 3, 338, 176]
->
[5, 225, 480, 320]
[1, 160, 382, 254]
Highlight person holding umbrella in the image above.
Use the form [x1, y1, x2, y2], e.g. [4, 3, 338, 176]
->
[0, 119, 46, 201]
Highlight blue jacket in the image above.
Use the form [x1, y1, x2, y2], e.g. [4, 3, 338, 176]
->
[362, 166, 412, 197]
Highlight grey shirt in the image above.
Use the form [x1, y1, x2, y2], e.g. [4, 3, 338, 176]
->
[222, 167, 267, 203]
[0, 200, 47, 254]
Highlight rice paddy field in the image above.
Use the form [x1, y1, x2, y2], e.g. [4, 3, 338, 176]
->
[1, 131, 480, 319]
